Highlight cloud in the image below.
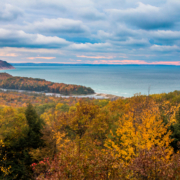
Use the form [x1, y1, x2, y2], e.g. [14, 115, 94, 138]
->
[150, 45, 180, 52]
[91, 60, 180, 65]
[0, 0, 179, 63]
[68, 42, 111, 51]
[76, 55, 115, 59]
[0, 4, 23, 21]
[0, 28, 70, 48]
[119, 38, 149, 47]
[0, 52, 18, 57]
[107, 1, 180, 29]
[0, 47, 63, 54]
[149, 30, 180, 45]
[92, 60, 147, 64]
[78, 7, 105, 21]
[28, 18, 89, 35]
[97, 25, 140, 42]
[27, 57, 56, 60]
[152, 61, 180, 65]
[109, 37, 150, 50]
[96, 27, 150, 50]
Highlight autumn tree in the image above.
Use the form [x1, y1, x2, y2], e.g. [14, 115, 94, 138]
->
[129, 146, 180, 180]
[105, 96, 173, 164]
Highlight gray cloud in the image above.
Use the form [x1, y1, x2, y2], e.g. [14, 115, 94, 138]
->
[27, 18, 90, 35]
[114, 38, 150, 48]
[0, 28, 70, 48]
[150, 45, 180, 52]
[107, 1, 180, 30]
[0, 4, 23, 21]
[77, 7, 105, 21]
[97, 25, 141, 42]
[68, 42, 112, 52]
[148, 30, 180, 46]
[0, 0, 179, 63]
[150, 30, 180, 40]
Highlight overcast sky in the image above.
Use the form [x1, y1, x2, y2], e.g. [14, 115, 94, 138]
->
[0, 0, 180, 64]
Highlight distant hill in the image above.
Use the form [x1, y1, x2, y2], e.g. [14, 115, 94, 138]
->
[0, 60, 15, 70]
[0, 73, 95, 95]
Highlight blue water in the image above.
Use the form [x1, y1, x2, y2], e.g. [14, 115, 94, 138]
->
[1, 65, 180, 97]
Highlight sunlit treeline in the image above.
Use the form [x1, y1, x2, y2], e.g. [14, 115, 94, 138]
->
[0, 73, 94, 95]
[0, 90, 82, 108]
[0, 91, 180, 179]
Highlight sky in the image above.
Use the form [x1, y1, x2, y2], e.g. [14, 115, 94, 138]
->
[0, 0, 180, 65]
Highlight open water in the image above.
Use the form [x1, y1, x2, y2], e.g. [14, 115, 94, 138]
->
[1, 65, 180, 97]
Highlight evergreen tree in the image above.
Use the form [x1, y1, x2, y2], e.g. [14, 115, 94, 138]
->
[0, 104, 44, 179]
[25, 103, 44, 149]
[170, 123, 180, 152]
[170, 107, 180, 152]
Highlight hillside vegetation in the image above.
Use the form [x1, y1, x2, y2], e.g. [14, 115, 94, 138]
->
[0, 73, 95, 95]
[0, 90, 180, 179]
[0, 60, 15, 70]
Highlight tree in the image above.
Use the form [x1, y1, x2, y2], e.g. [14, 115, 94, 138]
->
[129, 146, 180, 180]
[25, 103, 44, 149]
[105, 96, 173, 164]
[169, 107, 180, 152]
[0, 104, 45, 179]
[0, 107, 28, 179]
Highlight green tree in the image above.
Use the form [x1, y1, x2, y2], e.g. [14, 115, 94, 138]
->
[25, 103, 44, 149]
[170, 107, 180, 152]
[0, 104, 44, 179]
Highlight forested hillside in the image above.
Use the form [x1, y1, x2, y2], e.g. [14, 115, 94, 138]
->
[0, 73, 95, 95]
[0, 90, 180, 179]
[0, 60, 15, 70]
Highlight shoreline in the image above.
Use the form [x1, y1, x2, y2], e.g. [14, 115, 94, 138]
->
[95, 93, 125, 100]
[0, 67, 15, 70]
[0, 88, 123, 100]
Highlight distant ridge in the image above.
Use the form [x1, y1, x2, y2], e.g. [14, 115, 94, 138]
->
[0, 60, 15, 70]
[0, 73, 95, 95]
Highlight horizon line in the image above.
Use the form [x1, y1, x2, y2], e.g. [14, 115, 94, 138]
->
[10, 62, 180, 66]
[9, 60, 180, 66]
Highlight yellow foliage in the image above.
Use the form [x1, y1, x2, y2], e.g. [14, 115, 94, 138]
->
[169, 105, 180, 124]
[55, 103, 63, 110]
[105, 97, 173, 164]
[0, 165, 11, 176]
[0, 107, 27, 146]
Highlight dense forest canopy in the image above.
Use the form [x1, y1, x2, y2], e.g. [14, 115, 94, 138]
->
[0, 73, 95, 95]
[0, 90, 180, 179]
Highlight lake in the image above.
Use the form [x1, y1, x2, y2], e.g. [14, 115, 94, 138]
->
[2, 64, 180, 97]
